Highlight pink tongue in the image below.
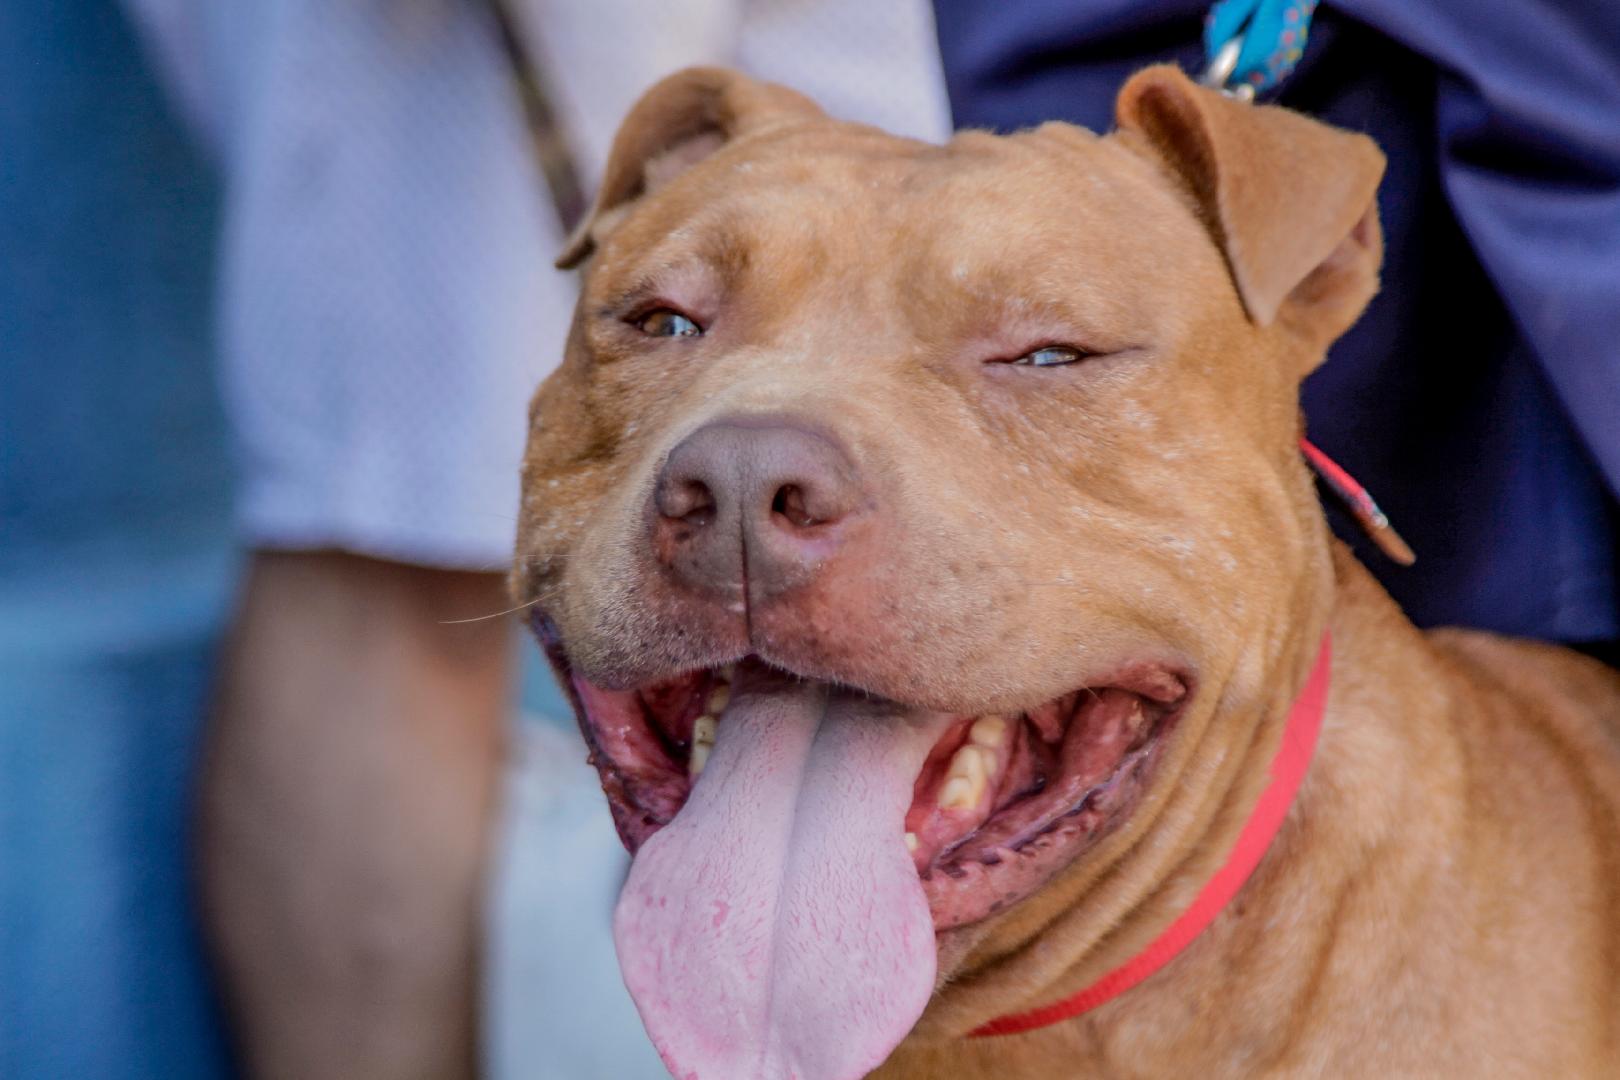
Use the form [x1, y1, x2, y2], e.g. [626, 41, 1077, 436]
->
[614, 678, 949, 1080]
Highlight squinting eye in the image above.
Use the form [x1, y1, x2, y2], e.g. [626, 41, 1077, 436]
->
[635, 308, 704, 338]
[1011, 345, 1085, 367]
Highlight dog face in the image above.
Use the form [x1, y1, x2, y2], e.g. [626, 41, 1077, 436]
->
[513, 65, 1383, 1080]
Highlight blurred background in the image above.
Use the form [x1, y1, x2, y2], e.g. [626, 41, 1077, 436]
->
[2, 1, 1614, 1078]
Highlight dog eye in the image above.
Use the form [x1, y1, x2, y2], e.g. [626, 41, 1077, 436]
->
[1010, 345, 1085, 367]
[635, 308, 704, 338]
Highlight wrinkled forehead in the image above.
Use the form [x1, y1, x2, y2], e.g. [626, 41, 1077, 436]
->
[586, 120, 1224, 331]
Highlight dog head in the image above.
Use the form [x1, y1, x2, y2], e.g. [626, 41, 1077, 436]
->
[513, 64, 1383, 1079]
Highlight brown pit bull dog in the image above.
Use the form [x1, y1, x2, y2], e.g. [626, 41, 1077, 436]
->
[512, 64, 1620, 1078]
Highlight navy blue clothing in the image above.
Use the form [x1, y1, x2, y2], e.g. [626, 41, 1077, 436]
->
[934, 0, 1620, 643]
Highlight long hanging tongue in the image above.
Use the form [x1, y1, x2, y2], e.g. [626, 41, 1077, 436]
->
[614, 676, 950, 1080]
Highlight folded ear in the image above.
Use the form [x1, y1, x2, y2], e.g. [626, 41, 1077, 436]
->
[556, 67, 824, 269]
[1115, 65, 1385, 353]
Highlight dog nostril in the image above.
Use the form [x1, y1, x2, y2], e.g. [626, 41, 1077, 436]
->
[660, 478, 717, 527]
[772, 484, 818, 528]
[679, 482, 717, 526]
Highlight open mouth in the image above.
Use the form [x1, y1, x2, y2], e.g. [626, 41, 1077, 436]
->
[534, 615, 1189, 932]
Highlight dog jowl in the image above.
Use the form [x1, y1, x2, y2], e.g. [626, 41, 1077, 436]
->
[512, 64, 1620, 1080]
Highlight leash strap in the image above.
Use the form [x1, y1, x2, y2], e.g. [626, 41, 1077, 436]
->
[971, 631, 1332, 1038]
[1300, 438, 1416, 565]
[1202, 0, 1320, 96]
[483, 0, 589, 235]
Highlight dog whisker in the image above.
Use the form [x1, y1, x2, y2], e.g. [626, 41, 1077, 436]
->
[438, 595, 543, 625]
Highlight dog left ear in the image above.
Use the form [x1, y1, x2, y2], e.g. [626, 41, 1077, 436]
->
[1116, 65, 1385, 354]
[557, 67, 824, 269]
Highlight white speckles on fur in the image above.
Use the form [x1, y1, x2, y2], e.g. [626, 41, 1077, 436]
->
[1157, 534, 1198, 561]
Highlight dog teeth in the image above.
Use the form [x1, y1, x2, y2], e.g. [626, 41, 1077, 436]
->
[904, 832, 919, 852]
[939, 745, 992, 810]
[692, 714, 717, 744]
[706, 682, 731, 714]
[943, 718, 1007, 808]
[969, 716, 1008, 748]
[939, 777, 974, 809]
[689, 714, 718, 777]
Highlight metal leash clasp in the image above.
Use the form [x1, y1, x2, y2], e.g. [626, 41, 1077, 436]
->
[1201, 35, 1257, 101]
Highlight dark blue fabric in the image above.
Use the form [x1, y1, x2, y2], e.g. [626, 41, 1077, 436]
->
[934, 0, 1620, 642]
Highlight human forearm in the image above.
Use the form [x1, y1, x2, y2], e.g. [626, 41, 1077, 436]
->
[197, 550, 510, 1080]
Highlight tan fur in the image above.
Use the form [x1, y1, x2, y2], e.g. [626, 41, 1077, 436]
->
[512, 65, 1620, 1076]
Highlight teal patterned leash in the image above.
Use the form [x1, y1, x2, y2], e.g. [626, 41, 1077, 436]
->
[1201, 0, 1319, 98]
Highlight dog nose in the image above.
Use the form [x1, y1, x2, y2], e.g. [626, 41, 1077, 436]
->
[651, 420, 863, 598]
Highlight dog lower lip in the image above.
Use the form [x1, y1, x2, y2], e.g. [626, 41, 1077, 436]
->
[535, 612, 1189, 931]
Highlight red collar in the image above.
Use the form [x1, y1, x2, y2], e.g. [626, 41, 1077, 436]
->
[972, 631, 1332, 1038]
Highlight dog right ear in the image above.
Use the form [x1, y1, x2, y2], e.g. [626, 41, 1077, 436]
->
[556, 67, 824, 269]
[1115, 65, 1385, 359]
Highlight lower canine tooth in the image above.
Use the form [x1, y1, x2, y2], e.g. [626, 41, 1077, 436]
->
[689, 742, 711, 777]
[904, 832, 919, 852]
